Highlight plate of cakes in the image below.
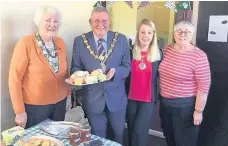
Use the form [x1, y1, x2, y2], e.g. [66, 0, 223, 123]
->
[65, 69, 108, 86]
[15, 135, 64, 146]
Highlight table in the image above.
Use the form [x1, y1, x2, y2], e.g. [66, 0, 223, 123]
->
[23, 120, 122, 146]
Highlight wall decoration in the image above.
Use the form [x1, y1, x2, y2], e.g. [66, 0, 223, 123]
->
[125, 1, 133, 9]
[176, 1, 191, 11]
[138, 1, 152, 9]
[106, 1, 116, 10]
[165, 1, 177, 12]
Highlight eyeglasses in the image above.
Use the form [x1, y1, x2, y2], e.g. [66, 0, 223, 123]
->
[92, 20, 109, 25]
[176, 30, 192, 36]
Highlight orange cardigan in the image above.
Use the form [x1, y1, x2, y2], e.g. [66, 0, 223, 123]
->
[9, 34, 71, 114]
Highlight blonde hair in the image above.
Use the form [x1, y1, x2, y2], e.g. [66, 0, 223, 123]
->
[133, 18, 161, 62]
[34, 6, 61, 27]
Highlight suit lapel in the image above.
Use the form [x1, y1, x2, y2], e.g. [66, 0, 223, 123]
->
[105, 32, 115, 68]
[87, 32, 98, 54]
[107, 31, 113, 52]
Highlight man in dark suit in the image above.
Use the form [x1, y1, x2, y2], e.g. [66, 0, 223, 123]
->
[70, 6, 131, 144]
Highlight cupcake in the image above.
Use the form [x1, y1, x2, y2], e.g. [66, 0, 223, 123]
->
[91, 70, 100, 77]
[76, 71, 89, 77]
[70, 71, 86, 79]
[85, 76, 98, 84]
[74, 77, 84, 85]
[97, 73, 107, 82]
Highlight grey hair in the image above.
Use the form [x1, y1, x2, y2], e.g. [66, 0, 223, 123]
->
[34, 6, 61, 27]
[91, 6, 110, 18]
[174, 21, 195, 33]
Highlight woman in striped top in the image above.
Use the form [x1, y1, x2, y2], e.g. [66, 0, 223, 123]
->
[159, 21, 211, 146]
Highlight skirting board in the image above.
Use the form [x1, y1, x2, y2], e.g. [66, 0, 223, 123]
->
[125, 123, 165, 139]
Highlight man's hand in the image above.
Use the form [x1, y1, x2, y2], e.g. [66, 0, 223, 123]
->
[66, 96, 72, 111]
[106, 68, 116, 80]
[15, 112, 27, 128]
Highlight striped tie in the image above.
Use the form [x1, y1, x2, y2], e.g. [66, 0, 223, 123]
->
[97, 39, 105, 56]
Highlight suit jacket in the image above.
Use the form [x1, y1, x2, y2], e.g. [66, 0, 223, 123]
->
[125, 48, 160, 103]
[71, 31, 131, 113]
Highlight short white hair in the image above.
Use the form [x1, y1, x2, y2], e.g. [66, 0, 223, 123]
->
[34, 6, 61, 27]
[174, 21, 195, 33]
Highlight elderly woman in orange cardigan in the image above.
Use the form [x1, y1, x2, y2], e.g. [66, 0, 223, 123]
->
[9, 6, 71, 128]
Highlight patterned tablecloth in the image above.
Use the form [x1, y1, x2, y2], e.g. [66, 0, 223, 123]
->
[23, 120, 122, 146]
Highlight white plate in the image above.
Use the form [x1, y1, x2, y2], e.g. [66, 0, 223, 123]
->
[49, 121, 82, 128]
[40, 121, 82, 139]
[65, 78, 107, 86]
[41, 125, 70, 135]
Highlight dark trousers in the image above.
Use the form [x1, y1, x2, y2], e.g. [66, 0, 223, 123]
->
[159, 96, 199, 146]
[25, 98, 66, 129]
[85, 105, 126, 145]
[126, 99, 155, 146]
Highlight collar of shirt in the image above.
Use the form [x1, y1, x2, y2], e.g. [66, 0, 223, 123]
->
[93, 33, 108, 51]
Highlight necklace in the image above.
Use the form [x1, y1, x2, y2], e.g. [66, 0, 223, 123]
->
[82, 32, 118, 72]
[139, 54, 147, 70]
[36, 33, 57, 58]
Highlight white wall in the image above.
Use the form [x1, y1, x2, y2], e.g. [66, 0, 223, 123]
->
[0, 1, 94, 131]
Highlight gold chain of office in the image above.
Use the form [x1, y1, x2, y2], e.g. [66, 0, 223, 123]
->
[82, 32, 119, 63]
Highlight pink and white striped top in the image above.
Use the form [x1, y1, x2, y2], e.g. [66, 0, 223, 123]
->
[159, 44, 211, 98]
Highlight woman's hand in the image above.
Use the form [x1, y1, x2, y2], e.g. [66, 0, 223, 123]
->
[193, 110, 203, 125]
[66, 96, 72, 111]
[15, 112, 27, 128]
